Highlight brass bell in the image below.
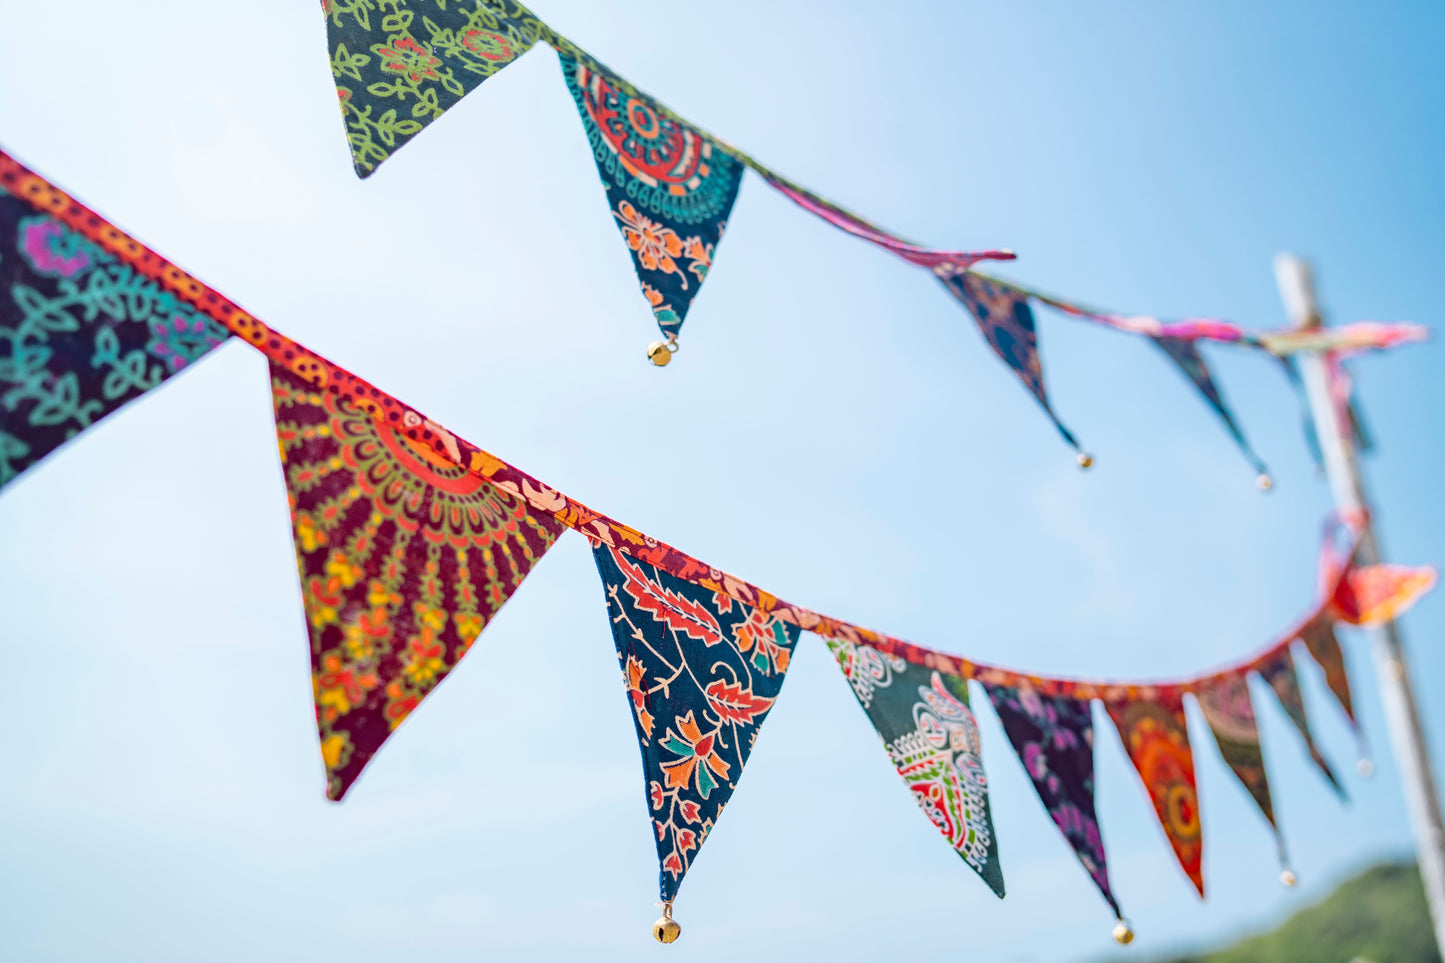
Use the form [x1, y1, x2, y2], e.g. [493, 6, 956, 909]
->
[1077, 453, 1094, 470]
[646, 340, 674, 367]
[652, 903, 681, 944]
[1112, 919, 1135, 945]
[1256, 473, 1274, 491]
[1357, 758, 1375, 778]
[1280, 869, 1298, 887]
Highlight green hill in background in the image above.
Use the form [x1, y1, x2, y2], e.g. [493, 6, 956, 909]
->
[1108, 862, 1441, 963]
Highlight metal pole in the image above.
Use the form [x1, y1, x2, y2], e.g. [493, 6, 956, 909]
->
[1274, 254, 1445, 958]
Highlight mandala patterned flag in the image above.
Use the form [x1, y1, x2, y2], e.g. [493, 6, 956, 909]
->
[559, 52, 744, 342]
[323, 0, 549, 177]
[982, 681, 1114, 914]
[591, 542, 799, 903]
[0, 160, 229, 490]
[938, 271, 1080, 450]
[1256, 649, 1345, 799]
[1296, 615, 1357, 727]
[1105, 691, 1204, 896]
[828, 639, 1005, 897]
[1151, 335, 1266, 475]
[270, 361, 565, 800]
[1194, 671, 1286, 862]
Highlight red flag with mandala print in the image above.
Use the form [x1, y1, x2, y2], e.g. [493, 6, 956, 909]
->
[938, 271, 1080, 450]
[591, 542, 799, 902]
[1105, 692, 1204, 896]
[0, 158, 229, 489]
[1194, 671, 1287, 863]
[1256, 648, 1345, 799]
[270, 361, 564, 800]
[558, 51, 744, 342]
[827, 638, 1005, 897]
[323, 0, 550, 177]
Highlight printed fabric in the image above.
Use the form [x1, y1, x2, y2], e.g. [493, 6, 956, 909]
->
[591, 542, 799, 902]
[1296, 615, 1356, 727]
[558, 51, 744, 340]
[1256, 648, 1345, 799]
[1151, 335, 1266, 474]
[1331, 563, 1437, 627]
[0, 182, 228, 490]
[1105, 692, 1204, 896]
[1194, 672, 1282, 851]
[271, 361, 564, 799]
[983, 682, 1115, 914]
[828, 638, 1005, 897]
[324, 0, 549, 177]
[938, 271, 1079, 449]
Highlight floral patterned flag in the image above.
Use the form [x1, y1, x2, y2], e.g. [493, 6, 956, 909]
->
[1256, 648, 1345, 799]
[323, 0, 549, 177]
[1194, 671, 1284, 856]
[591, 543, 799, 902]
[271, 360, 565, 800]
[982, 681, 1115, 914]
[0, 160, 229, 490]
[938, 271, 1080, 450]
[1105, 691, 1205, 896]
[1297, 615, 1357, 727]
[828, 639, 1005, 897]
[558, 52, 744, 341]
[1151, 336, 1267, 475]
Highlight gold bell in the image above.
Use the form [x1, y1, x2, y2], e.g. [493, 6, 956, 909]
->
[1077, 453, 1094, 470]
[652, 903, 681, 944]
[1256, 473, 1274, 491]
[1112, 919, 1135, 945]
[646, 340, 675, 367]
[1280, 869, 1297, 887]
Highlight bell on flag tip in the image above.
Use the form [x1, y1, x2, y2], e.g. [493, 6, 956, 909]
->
[1280, 867, 1298, 887]
[1358, 757, 1375, 778]
[652, 901, 681, 944]
[1257, 473, 1274, 491]
[647, 338, 679, 367]
[1112, 918, 1135, 945]
[1077, 452, 1095, 470]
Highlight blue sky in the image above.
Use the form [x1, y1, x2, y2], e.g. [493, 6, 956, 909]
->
[1, 1, 1442, 960]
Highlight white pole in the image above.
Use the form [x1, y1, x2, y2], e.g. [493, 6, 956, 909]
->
[1274, 254, 1445, 958]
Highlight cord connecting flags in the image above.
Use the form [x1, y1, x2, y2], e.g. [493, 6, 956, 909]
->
[1, 150, 1437, 945]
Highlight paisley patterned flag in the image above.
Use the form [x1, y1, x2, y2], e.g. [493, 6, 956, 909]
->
[558, 52, 744, 341]
[1256, 649, 1345, 799]
[938, 271, 1080, 450]
[591, 543, 799, 902]
[828, 638, 1005, 897]
[323, 0, 549, 177]
[1194, 671, 1284, 857]
[1151, 336, 1267, 475]
[982, 682, 1116, 914]
[1105, 691, 1205, 896]
[1297, 615, 1357, 727]
[0, 159, 229, 489]
[270, 361, 565, 800]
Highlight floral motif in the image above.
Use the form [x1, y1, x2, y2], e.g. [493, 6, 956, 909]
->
[593, 543, 799, 901]
[271, 361, 564, 799]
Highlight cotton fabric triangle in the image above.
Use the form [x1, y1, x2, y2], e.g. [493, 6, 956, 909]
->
[1296, 615, 1357, 727]
[1151, 335, 1266, 474]
[1105, 691, 1204, 896]
[1194, 671, 1285, 859]
[828, 638, 1005, 897]
[270, 361, 565, 799]
[1256, 649, 1345, 799]
[982, 681, 1115, 914]
[591, 542, 799, 902]
[324, 0, 548, 176]
[558, 51, 744, 340]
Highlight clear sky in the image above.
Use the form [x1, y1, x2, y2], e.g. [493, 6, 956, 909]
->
[1, 1, 1442, 961]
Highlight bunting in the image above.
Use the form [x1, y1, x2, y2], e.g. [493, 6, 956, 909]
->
[1151, 336, 1266, 476]
[558, 51, 744, 341]
[1297, 615, 1356, 727]
[1256, 648, 1345, 799]
[270, 360, 565, 799]
[982, 681, 1117, 915]
[1105, 691, 1204, 895]
[0, 179, 229, 489]
[592, 542, 800, 902]
[1194, 671, 1284, 860]
[1331, 563, 1437, 627]
[827, 638, 1004, 897]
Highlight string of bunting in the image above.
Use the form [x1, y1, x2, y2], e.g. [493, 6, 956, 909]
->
[318, 0, 1427, 479]
[0, 150, 1435, 945]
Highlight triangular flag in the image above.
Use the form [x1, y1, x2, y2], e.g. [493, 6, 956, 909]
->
[1256, 648, 1345, 799]
[1151, 336, 1267, 475]
[592, 542, 798, 902]
[1297, 615, 1357, 727]
[558, 51, 744, 341]
[324, 0, 548, 177]
[0, 152, 229, 489]
[270, 360, 565, 800]
[1194, 671, 1285, 860]
[1105, 691, 1204, 896]
[828, 638, 1004, 897]
[1331, 563, 1437, 627]
[982, 681, 1115, 914]
[938, 271, 1080, 450]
